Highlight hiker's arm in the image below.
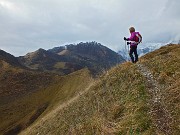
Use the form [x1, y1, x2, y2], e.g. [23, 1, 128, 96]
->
[128, 33, 135, 41]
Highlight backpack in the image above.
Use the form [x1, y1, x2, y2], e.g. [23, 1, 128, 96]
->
[134, 32, 142, 44]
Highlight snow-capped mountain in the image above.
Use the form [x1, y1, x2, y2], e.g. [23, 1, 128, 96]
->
[118, 43, 166, 60]
[138, 43, 166, 56]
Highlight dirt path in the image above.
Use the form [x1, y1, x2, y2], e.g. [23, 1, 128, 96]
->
[45, 80, 96, 119]
[19, 80, 96, 135]
[137, 64, 173, 135]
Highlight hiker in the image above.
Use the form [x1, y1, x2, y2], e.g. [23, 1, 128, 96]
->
[124, 27, 142, 63]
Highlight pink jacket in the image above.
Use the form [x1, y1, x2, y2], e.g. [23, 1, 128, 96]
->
[127, 32, 140, 46]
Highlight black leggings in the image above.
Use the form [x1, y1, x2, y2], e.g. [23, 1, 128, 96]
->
[129, 45, 138, 63]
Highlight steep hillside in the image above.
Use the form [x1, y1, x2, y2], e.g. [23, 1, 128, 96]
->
[19, 42, 125, 75]
[0, 68, 93, 135]
[18, 48, 83, 75]
[20, 44, 179, 135]
[0, 50, 93, 135]
[0, 50, 56, 100]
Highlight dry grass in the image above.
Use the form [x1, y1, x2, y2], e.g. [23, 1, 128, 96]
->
[2, 44, 180, 135]
[21, 44, 180, 135]
[0, 67, 92, 135]
[20, 62, 155, 135]
[140, 44, 180, 134]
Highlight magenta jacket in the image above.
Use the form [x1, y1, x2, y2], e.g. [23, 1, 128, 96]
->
[127, 32, 140, 46]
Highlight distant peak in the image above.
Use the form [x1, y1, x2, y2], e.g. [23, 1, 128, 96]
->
[36, 48, 46, 52]
[24, 48, 48, 60]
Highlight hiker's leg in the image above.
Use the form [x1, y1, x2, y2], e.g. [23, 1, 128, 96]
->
[129, 46, 134, 63]
[134, 46, 138, 62]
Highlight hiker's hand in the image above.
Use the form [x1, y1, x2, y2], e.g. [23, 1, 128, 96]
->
[127, 42, 131, 45]
[124, 37, 128, 41]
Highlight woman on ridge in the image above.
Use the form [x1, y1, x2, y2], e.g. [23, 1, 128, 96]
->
[124, 27, 142, 63]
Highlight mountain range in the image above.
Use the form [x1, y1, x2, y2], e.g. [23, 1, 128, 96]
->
[18, 41, 125, 75]
[0, 43, 179, 135]
[0, 42, 125, 135]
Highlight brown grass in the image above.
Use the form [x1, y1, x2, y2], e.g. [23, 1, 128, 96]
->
[20, 62, 155, 135]
[140, 44, 180, 134]
[2, 44, 180, 135]
[0, 67, 92, 135]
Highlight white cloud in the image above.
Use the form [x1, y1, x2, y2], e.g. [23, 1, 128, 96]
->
[0, 0, 179, 56]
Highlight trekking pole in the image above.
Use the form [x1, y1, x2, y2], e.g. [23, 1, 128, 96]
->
[125, 40, 127, 51]
[128, 43, 130, 54]
[125, 41, 128, 61]
[127, 44, 129, 61]
[127, 42, 130, 61]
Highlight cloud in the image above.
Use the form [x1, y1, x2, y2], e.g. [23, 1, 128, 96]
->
[0, 0, 179, 56]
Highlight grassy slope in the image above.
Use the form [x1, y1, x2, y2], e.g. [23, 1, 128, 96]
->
[20, 44, 180, 135]
[140, 44, 180, 134]
[0, 67, 92, 135]
[21, 63, 153, 135]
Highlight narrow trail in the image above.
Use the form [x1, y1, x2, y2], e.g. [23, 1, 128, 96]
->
[137, 63, 173, 135]
[20, 80, 97, 135]
[46, 80, 96, 119]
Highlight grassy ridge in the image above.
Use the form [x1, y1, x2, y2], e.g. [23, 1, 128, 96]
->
[21, 44, 179, 135]
[21, 62, 155, 135]
[0, 68, 92, 135]
[140, 44, 180, 134]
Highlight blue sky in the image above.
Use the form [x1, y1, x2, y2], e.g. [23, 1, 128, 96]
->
[0, 0, 180, 56]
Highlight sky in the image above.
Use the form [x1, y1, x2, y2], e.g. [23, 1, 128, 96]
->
[0, 0, 180, 56]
